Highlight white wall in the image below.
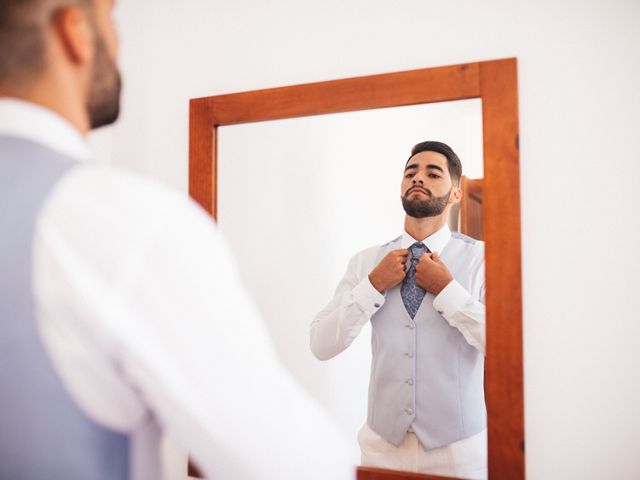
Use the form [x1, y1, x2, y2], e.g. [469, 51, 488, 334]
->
[91, 1, 640, 478]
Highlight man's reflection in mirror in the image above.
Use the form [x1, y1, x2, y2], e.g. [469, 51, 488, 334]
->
[311, 141, 486, 479]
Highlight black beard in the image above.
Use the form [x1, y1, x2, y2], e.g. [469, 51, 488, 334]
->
[401, 188, 451, 218]
[87, 33, 122, 129]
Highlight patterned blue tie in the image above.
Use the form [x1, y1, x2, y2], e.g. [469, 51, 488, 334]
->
[401, 242, 430, 318]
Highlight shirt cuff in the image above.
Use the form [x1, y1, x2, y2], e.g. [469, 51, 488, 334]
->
[433, 279, 472, 317]
[352, 276, 386, 316]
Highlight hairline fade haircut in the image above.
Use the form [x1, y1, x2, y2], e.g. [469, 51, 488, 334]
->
[406, 140, 463, 187]
[0, 0, 92, 85]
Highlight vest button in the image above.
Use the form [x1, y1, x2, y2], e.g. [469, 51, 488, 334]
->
[374, 303, 381, 308]
[405, 324, 415, 330]
[405, 352, 414, 358]
[405, 408, 414, 415]
[407, 379, 414, 386]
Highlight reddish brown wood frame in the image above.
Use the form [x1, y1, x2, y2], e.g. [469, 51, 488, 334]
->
[188, 58, 523, 480]
[460, 177, 484, 240]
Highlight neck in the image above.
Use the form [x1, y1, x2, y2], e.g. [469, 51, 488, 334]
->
[404, 212, 449, 241]
[0, 75, 89, 134]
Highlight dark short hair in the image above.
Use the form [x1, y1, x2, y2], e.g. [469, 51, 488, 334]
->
[407, 141, 462, 186]
[0, 0, 89, 85]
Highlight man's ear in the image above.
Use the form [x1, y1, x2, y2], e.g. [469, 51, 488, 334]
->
[449, 186, 462, 205]
[53, 6, 94, 65]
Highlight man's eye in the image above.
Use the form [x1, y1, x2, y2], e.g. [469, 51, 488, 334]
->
[405, 173, 414, 178]
[429, 174, 441, 179]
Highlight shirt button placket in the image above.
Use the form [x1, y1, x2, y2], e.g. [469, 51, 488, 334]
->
[405, 322, 416, 421]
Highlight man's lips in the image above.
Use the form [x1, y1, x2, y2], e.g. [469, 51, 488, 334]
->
[407, 187, 430, 196]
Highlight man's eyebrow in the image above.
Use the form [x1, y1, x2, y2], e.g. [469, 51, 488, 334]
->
[404, 163, 445, 172]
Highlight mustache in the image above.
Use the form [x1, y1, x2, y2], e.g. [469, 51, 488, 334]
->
[405, 186, 432, 197]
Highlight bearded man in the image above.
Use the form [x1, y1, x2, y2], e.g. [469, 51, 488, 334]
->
[0, 1, 354, 479]
[311, 141, 487, 480]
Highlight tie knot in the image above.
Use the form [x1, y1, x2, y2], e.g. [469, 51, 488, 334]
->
[409, 242, 428, 258]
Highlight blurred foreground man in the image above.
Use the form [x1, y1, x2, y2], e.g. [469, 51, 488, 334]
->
[0, 1, 353, 479]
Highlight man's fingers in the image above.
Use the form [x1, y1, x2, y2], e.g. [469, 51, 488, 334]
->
[422, 252, 443, 262]
[420, 252, 434, 262]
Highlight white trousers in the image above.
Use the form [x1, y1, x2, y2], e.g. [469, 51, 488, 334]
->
[358, 424, 487, 480]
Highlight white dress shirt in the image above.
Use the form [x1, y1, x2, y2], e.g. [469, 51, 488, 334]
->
[309, 226, 486, 478]
[310, 226, 486, 359]
[0, 99, 354, 480]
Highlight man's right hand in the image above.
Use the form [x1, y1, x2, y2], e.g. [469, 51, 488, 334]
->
[368, 249, 409, 293]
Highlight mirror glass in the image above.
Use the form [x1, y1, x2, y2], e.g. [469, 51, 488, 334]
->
[217, 98, 484, 468]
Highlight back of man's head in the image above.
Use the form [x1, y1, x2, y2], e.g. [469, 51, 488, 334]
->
[0, 0, 87, 85]
[0, 0, 121, 130]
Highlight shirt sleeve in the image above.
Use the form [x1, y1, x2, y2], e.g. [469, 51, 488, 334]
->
[433, 279, 486, 355]
[310, 251, 385, 361]
[33, 166, 355, 480]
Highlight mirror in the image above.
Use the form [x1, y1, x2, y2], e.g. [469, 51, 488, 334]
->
[219, 97, 481, 448]
[216, 98, 484, 476]
[189, 59, 523, 480]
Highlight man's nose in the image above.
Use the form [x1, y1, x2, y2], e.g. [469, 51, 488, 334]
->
[412, 174, 424, 184]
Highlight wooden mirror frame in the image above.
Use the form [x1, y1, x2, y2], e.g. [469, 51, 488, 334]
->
[188, 58, 523, 480]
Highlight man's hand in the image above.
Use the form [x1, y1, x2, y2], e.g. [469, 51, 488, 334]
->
[415, 252, 453, 295]
[368, 249, 409, 293]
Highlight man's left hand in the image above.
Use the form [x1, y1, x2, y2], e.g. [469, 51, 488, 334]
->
[415, 252, 453, 295]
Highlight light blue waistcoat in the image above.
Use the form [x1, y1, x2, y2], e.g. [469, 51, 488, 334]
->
[367, 234, 486, 449]
[0, 136, 130, 479]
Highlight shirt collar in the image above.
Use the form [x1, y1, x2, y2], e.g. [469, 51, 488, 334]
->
[401, 224, 451, 253]
[0, 98, 91, 161]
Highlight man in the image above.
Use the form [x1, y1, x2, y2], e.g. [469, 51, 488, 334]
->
[311, 141, 486, 479]
[0, 1, 353, 479]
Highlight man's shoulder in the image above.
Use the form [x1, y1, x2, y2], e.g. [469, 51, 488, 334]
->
[40, 163, 219, 253]
[450, 231, 483, 245]
[446, 231, 485, 258]
[450, 231, 484, 247]
[61, 163, 203, 214]
[0, 135, 78, 170]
